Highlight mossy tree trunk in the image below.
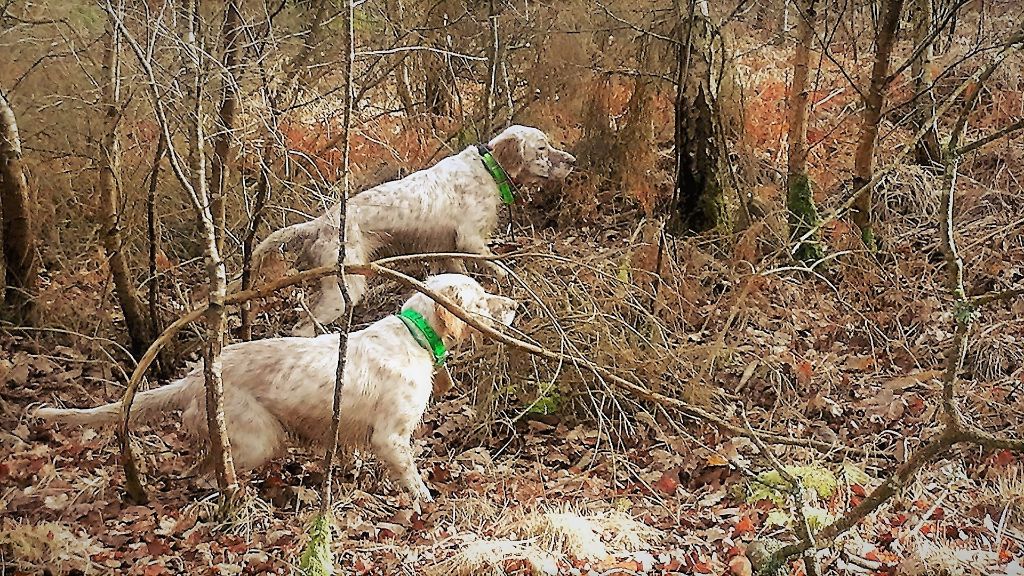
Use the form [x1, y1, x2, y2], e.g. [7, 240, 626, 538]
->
[851, 0, 905, 250]
[0, 92, 38, 326]
[786, 0, 824, 263]
[668, 0, 735, 235]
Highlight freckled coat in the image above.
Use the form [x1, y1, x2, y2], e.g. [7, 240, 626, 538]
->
[35, 274, 519, 502]
[246, 125, 575, 336]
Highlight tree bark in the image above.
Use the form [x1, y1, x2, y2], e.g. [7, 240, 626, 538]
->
[851, 0, 905, 250]
[910, 0, 941, 167]
[669, 0, 734, 234]
[240, 150, 271, 341]
[99, 18, 151, 360]
[423, 2, 456, 116]
[480, 0, 499, 138]
[786, 0, 825, 263]
[209, 1, 242, 255]
[188, 0, 238, 503]
[320, 0, 355, 516]
[0, 92, 38, 326]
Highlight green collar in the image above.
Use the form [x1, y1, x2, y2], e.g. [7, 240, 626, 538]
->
[397, 308, 447, 366]
[476, 144, 517, 205]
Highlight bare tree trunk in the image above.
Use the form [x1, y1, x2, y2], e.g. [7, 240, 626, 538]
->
[668, 0, 735, 234]
[145, 138, 170, 379]
[787, 0, 824, 263]
[99, 18, 150, 360]
[186, 0, 238, 505]
[300, 1, 354, 571]
[851, 0, 905, 250]
[0, 92, 38, 326]
[481, 0, 499, 138]
[240, 150, 271, 341]
[389, 0, 416, 116]
[910, 0, 941, 167]
[424, 2, 455, 117]
[321, 0, 355, 515]
[774, 0, 792, 44]
[209, 0, 241, 255]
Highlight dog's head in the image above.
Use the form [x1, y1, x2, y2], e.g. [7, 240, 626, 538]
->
[488, 125, 576, 186]
[404, 274, 518, 345]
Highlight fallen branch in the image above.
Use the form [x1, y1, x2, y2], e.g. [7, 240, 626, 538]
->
[764, 122, 1024, 572]
[371, 265, 880, 458]
[117, 252, 877, 484]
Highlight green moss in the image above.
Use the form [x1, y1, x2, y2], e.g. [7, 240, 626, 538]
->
[746, 465, 838, 507]
[860, 225, 877, 252]
[526, 383, 561, 416]
[786, 173, 825, 264]
[698, 176, 734, 234]
[299, 513, 334, 576]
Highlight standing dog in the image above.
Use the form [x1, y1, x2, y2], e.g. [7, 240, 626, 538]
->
[247, 125, 574, 336]
[35, 274, 518, 503]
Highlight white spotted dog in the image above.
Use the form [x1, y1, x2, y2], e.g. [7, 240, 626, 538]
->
[246, 125, 575, 336]
[35, 274, 518, 503]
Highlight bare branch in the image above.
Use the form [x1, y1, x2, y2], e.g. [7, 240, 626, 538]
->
[955, 117, 1024, 156]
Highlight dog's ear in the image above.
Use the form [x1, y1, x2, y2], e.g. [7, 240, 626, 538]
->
[434, 286, 468, 343]
[490, 133, 525, 180]
[487, 295, 518, 326]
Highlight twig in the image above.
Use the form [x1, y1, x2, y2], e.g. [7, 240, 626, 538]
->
[119, 254, 877, 459]
[955, 117, 1024, 157]
[742, 412, 821, 576]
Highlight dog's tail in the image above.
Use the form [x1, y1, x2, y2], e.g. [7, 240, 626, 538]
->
[228, 220, 319, 292]
[34, 381, 188, 428]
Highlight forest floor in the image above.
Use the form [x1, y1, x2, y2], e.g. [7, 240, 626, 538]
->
[2, 173, 1024, 575]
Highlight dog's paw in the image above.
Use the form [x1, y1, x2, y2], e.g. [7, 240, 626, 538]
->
[412, 481, 433, 504]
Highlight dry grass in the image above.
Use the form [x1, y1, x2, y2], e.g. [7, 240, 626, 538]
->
[506, 505, 607, 560]
[897, 539, 1003, 576]
[424, 538, 556, 576]
[425, 504, 662, 575]
[0, 520, 97, 574]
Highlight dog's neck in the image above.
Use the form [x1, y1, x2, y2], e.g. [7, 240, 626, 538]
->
[397, 308, 446, 366]
[475, 144, 517, 205]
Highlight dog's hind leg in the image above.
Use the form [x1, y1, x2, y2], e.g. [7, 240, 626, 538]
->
[181, 391, 287, 474]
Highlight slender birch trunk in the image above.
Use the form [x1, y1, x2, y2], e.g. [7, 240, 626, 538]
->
[99, 16, 151, 360]
[851, 0, 905, 250]
[187, 0, 239, 505]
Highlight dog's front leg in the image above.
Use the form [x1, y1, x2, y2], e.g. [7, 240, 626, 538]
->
[455, 228, 508, 279]
[292, 276, 347, 336]
[371, 430, 432, 502]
